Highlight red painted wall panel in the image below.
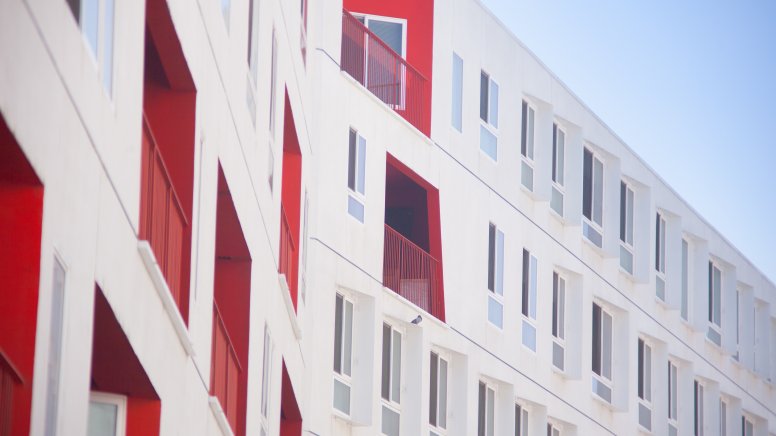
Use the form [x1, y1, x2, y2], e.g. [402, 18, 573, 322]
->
[0, 119, 43, 436]
[280, 91, 302, 309]
[343, 0, 434, 134]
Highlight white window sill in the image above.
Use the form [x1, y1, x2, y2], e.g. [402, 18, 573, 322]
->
[138, 241, 195, 357]
[278, 273, 303, 340]
[208, 396, 235, 436]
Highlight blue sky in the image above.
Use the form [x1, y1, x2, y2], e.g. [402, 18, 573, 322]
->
[480, 0, 776, 284]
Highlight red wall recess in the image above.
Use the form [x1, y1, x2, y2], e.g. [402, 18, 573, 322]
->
[91, 286, 161, 436]
[384, 154, 445, 322]
[279, 362, 302, 436]
[343, 0, 434, 135]
[140, 0, 197, 324]
[279, 91, 302, 310]
[0, 117, 43, 436]
[212, 167, 251, 436]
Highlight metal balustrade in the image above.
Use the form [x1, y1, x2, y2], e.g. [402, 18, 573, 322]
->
[383, 224, 443, 319]
[341, 9, 427, 132]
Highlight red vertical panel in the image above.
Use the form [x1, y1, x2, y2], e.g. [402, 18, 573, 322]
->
[149, 155, 168, 267]
[166, 205, 185, 306]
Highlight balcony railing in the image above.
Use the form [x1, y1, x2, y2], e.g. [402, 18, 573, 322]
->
[383, 224, 442, 318]
[341, 9, 427, 132]
[279, 205, 298, 306]
[1, 349, 22, 436]
[211, 303, 242, 432]
[140, 115, 187, 310]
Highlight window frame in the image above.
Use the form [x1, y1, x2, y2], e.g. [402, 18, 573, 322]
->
[681, 238, 691, 322]
[667, 360, 678, 432]
[354, 13, 407, 58]
[487, 223, 505, 329]
[591, 301, 614, 403]
[346, 128, 367, 223]
[477, 381, 496, 436]
[381, 322, 403, 436]
[333, 293, 355, 416]
[520, 100, 536, 191]
[619, 181, 635, 275]
[521, 249, 538, 351]
[551, 271, 566, 371]
[637, 337, 653, 431]
[546, 420, 562, 436]
[582, 147, 605, 247]
[514, 402, 529, 436]
[451, 52, 464, 132]
[88, 391, 128, 436]
[429, 350, 449, 434]
[72, 0, 115, 97]
[260, 325, 273, 434]
[694, 379, 704, 436]
[742, 414, 754, 436]
[550, 122, 566, 217]
[707, 261, 722, 346]
[479, 70, 499, 161]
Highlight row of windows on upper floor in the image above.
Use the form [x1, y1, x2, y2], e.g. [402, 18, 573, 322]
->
[332, 292, 772, 436]
[343, 117, 775, 386]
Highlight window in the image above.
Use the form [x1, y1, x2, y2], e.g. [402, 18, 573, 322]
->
[734, 290, 741, 361]
[451, 53, 463, 132]
[429, 352, 448, 435]
[668, 361, 678, 435]
[381, 323, 402, 436]
[521, 249, 538, 351]
[221, 0, 230, 30]
[333, 294, 354, 415]
[582, 147, 604, 247]
[592, 302, 613, 402]
[260, 326, 272, 436]
[479, 71, 499, 160]
[358, 15, 405, 56]
[655, 212, 667, 299]
[87, 392, 127, 436]
[487, 223, 505, 328]
[694, 380, 704, 436]
[551, 272, 566, 371]
[68, 0, 115, 96]
[742, 416, 754, 436]
[546, 422, 561, 436]
[269, 29, 278, 137]
[477, 381, 495, 436]
[707, 261, 722, 346]
[44, 257, 67, 435]
[619, 182, 635, 274]
[514, 404, 528, 436]
[719, 400, 727, 436]
[551, 123, 565, 216]
[520, 100, 535, 191]
[681, 238, 690, 321]
[637, 338, 652, 431]
[347, 129, 367, 222]
[246, 0, 259, 123]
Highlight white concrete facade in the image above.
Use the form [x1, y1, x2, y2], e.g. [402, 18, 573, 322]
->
[0, 0, 774, 435]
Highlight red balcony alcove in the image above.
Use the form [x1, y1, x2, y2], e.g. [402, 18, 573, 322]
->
[279, 91, 302, 310]
[91, 286, 161, 436]
[383, 154, 445, 321]
[211, 167, 251, 436]
[279, 362, 302, 436]
[0, 117, 43, 436]
[140, 0, 197, 323]
[340, 0, 434, 135]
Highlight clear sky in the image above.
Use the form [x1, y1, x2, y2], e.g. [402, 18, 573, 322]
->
[479, 0, 776, 284]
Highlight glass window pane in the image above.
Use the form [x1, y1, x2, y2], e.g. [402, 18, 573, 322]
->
[592, 158, 604, 226]
[357, 136, 366, 194]
[478, 383, 486, 436]
[87, 401, 118, 436]
[488, 224, 495, 292]
[102, 0, 114, 95]
[552, 273, 558, 337]
[681, 240, 689, 320]
[333, 378, 351, 415]
[602, 311, 612, 380]
[429, 353, 438, 426]
[558, 279, 565, 339]
[381, 406, 400, 436]
[452, 53, 463, 131]
[582, 149, 592, 219]
[81, 0, 99, 57]
[645, 344, 652, 401]
[529, 255, 537, 318]
[488, 296, 503, 328]
[626, 188, 634, 245]
[496, 230, 504, 295]
[522, 320, 536, 351]
[347, 196, 364, 222]
[480, 72, 488, 122]
[557, 130, 565, 185]
[489, 80, 499, 128]
[391, 330, 401, 402]
[521, 160, 533, 191]
[381, 324, 391, 400]
[368, 20, 403, 55]
[521, 102, 528, 156]
[439, 359, 447, 429]
[480, 125, 497, 160]
[347, 131, 356, 190]
[486, 388, 495, 436]
[592, 303, 601, 375]
[526, 107, 534, 159]
[343, 300, 353, 376]
[334, 295, 343, 373]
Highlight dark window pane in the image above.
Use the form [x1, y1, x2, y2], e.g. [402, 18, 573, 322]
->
[521, 101, 528, 156]
[620, 182, 626, 242]
[348, 130, 357, 190]
[708, 262, 713, 322]
[552, 123, 558, 182]
[381, 323, 391, 400]
[488, 224, 496, 292]
[478, 382, 486, 436]
[515, 404, 522, 436]
[480, 72, 489, 122]
[429, 352, 438, 426]
[638, 338, 644, 399]
[552, 272, 558, 337]
[334, 295, 344, 373]
[67, 0, 80, 21]
[522, 249, 529, 317]
[656, 214, 661, 270]
[583, 148, 593, 220]
[592, 303, 601, 375]
[367, 19, 403, 56]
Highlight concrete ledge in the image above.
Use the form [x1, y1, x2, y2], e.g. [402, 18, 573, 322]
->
[138, 240, 195, 357]
[279, 273, 303, 340]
